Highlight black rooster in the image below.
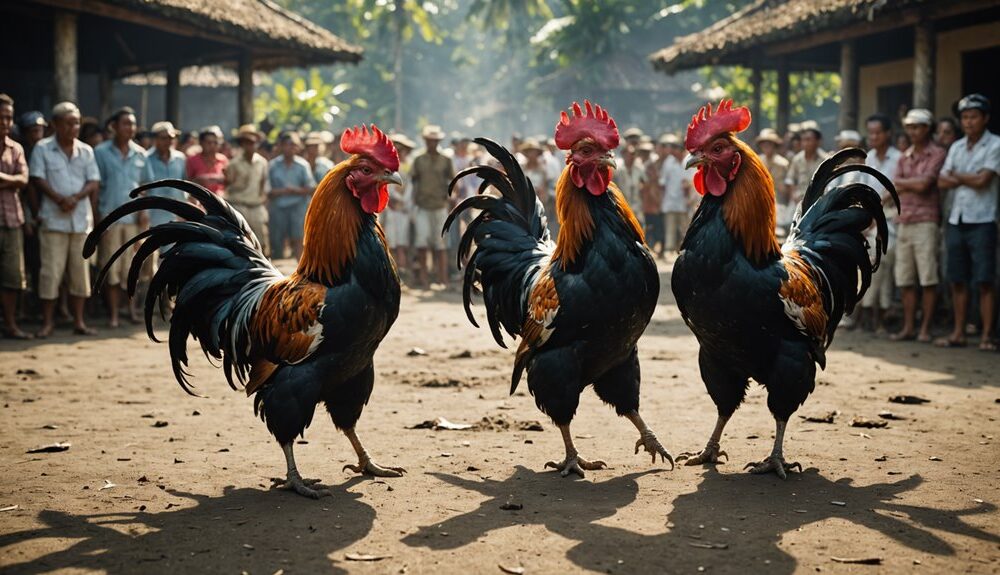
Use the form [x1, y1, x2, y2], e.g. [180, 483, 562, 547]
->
[672, 100, 899, 478]
[445, 101, 670, 477]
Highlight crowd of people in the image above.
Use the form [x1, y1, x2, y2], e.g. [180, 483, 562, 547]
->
[0, 92, 996, 350]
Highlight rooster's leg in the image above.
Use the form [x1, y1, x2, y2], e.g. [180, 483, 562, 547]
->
[342, 428, 406, 478]
[626, 411, 674, 469]
[272, 443, 331, 499]
[545, 424, 607, 478]
[744, 419, 802, 480]
[676, 415, 730, 466]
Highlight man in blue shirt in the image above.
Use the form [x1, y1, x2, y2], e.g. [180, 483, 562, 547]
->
[94, 106, 146, 328]
[142, 121, 187, 228]
[268, 132, 315, 259]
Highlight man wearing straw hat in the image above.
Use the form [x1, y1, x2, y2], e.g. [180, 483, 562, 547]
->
[410, 124, 454, 289]
[225, 124, 270, 256]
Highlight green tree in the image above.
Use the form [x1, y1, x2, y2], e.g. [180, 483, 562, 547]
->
[467, 0, 552, 47]
[699, 66, 842, 127]
[254, 69, 352, 137]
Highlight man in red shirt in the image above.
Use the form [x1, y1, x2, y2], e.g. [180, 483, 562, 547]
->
[891, 108, 947, 343]
[186, 125, 227, 196]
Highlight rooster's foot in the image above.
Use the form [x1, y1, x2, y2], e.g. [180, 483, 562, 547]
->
[634, 429, 675, 469]
[744, 456, 801, 480]
[271, 474, 331, 499]
[676, 443, 728, 466]
[343, 458, 406, 478]
[545, 455, 607, 478]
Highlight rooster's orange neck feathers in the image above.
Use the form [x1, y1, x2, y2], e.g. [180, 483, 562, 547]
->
[297, 156, 382, 285]
[722, 137, 782, 264]
[551, 168, 644, 269]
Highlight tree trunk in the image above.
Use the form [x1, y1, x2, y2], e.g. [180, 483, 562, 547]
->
[393, 7, 405, 133]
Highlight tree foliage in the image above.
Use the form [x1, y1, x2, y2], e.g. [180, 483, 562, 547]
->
[253, 69, 352, 138]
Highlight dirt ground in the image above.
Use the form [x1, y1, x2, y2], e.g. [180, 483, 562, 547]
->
[1, 259, 998, 575]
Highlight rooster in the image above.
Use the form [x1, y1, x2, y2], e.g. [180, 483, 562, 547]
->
[671, 100, 899, 478]
[445, 101, 670, 478]
[84, 125, 405, 498]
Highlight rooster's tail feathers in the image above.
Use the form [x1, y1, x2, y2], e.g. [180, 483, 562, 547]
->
[444, 139, 552, 347]
[85, 179, 281, 396]
[787, 157, 900, 346]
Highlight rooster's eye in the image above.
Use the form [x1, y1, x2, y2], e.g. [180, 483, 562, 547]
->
[713, 144, 723, 154]
[362, 167, 372, 175]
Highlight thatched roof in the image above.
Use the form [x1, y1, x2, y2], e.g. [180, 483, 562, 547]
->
[649, 0, 926, 73]
[95, 0, 362, 67]
[121, 66, 268, 88]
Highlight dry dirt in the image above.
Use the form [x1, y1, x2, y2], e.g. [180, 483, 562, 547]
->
[1, 260, 998, 574]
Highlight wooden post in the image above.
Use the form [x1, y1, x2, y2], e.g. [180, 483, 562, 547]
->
[913, 20, 935, 110]
[776, 60, 790, 135]
[53, 12, 77, 103]
[165, 63, 180, 125]
[98, 64, 113, 122]
[238, 53, 253, 126]
[838, 40, 858, 130]
[749, 65, 762, 137]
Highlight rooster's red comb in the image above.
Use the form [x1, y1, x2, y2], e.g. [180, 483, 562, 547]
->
[340, 124, 399, 171]
[554, 100, 619, 151]
[685, 99, 752, 152]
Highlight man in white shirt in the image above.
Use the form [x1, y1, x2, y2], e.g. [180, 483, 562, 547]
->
[658, 134, 688, 254]
[28, 102, 100, 337]
[937, 94, 999, 351]
[858, 113, 902, 335]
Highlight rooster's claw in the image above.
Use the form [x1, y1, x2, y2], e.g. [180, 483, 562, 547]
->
[676, 444, 728, 466]
[744, 456, 801, 480]
[545, 456, 607, 478]
[344, 458, 406, 478]
[634, 430, 674, 470]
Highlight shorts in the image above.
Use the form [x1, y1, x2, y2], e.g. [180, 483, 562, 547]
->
[0, 226, 25, 290]
[894, 221, 939, 287]
[231, 202, 270, 257]
[269, 199, 308, 256]
[39, 230, 90, 300]
[413, 206, 447, 250]
[98, 223, 140, 288]
[945, 222, 997, 285]
[382, 208, 410, 249]
[862, 246, 894, 309]
[643, 212, 664, 248]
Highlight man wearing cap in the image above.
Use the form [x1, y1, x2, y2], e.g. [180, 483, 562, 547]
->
[755, 128, 790, 232]
[225, 124, 270, 255]
[0, 94, 30, 339]
[385, 133, 415, 279]
[268, 132, 315, 260]
[410, 125, 454, 289]
[890, 108, 946, 343]
[29, 102, 100, 337]
[937, 94, 999, 351]
[94, 106, 146, 328]
[304, 131, 334, 183]
[186, 125, 228, 196]
[622, 127, 644, 149]
[616, 144, 643, 224]
[638, 139, 664, 256]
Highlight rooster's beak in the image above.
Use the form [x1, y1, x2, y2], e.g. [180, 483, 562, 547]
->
[685, 153, 704, 170]
[379, 171, 403, 187]
[599, 153, 616, 170]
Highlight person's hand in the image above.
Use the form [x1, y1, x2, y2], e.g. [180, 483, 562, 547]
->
[59, 196, 77, 212]
[23, 219, 35, 237]
[138, 210, 149, 229]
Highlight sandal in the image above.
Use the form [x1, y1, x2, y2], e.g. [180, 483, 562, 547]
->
[933, 337, 966, 348]
[979, 340, 998, 352]
[3, 329, 34, 340]
[73, 326, 98, 336]
[890, 332, 916, 342]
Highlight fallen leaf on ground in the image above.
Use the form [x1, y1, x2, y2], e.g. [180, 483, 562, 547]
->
[41, 424, 58, 430]
[889, 395, 929, 405]
[26, 442, 70, 453]
[406, 347, 427, 357]
[831, 557, 882, 565]
[99, 479, 116, 491]
[830, 501, 846, 506]
[499, 565, 525, 574]
[0, 505, 18, 512]
[800, 411, 837, 423]
[687, 542, 728, 549]
[450, 350, 473, 359]
[850, 417, 888, 428]
[409, 417, 472, 431]
[345, 552, 391, 561]
[153, 421, 169, 428]
[877, 411, 905, 420]
[928, 456, 942, 461]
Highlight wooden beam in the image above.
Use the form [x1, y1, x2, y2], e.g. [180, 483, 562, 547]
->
[165, 63, 180, 125]
[237, 52, 254, 126]
[838, 41, 858, 131]
[776, 60, 790, 136]
[53, 11, 77, 103]
[913, 19, 935, 110]
[763, 0, 999, 57]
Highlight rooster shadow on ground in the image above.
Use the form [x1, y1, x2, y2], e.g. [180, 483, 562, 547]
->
[404, 465, 998, 573]
[0, 479, 374, 575]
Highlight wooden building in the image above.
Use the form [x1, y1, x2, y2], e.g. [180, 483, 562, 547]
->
[2, 0, 360, 126]
[649, 0, 1000, 134]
